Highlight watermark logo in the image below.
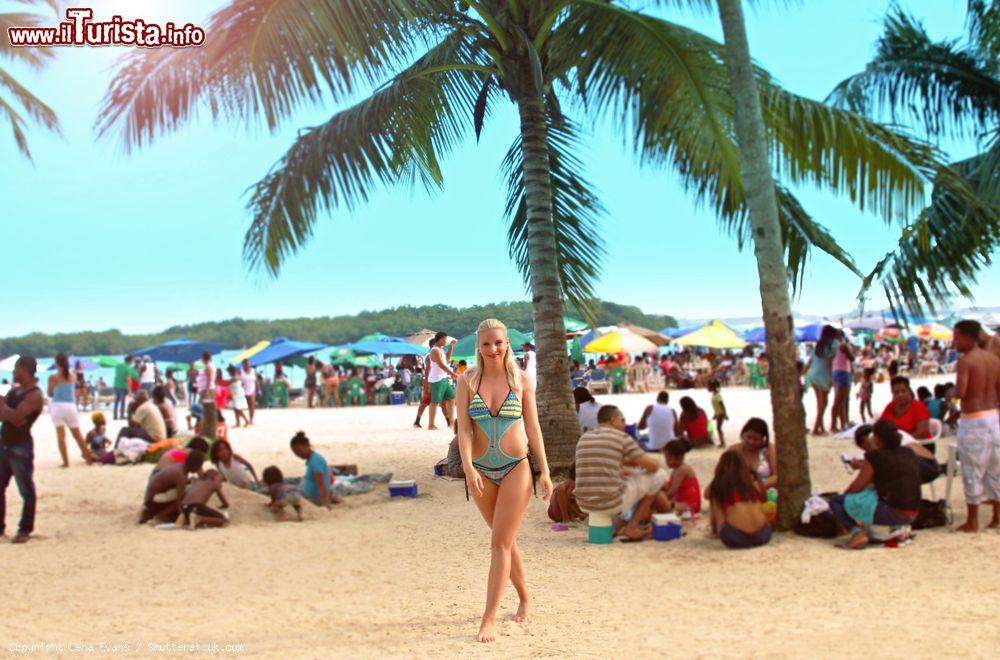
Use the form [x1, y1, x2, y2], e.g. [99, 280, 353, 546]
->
[6, 7, 205, 48]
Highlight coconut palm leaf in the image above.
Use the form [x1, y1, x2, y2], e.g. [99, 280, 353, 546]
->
[500, 116, 606, 317]
[827, 5, 1000, 139]
[243, 31, 487, 275]
[96, 0, 446, 150]
[0, 12, 57, 68]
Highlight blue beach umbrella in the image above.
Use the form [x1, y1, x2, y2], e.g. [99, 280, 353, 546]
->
[131, 338, 224, 363]
[344, 337, 429, 357]
[248, 337, 327, 367]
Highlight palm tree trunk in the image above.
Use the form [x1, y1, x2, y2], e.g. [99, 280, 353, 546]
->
[516, 94, 579, 473]
[717, 0, 811, 529]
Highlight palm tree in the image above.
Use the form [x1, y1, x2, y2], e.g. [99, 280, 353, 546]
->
[1, 0, 61, 160]
[715, 0, 808, 528]
[98, 0, 944, 471]
[830, 0, 1000, 315]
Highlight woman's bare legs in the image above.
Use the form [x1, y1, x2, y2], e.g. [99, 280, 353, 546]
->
[70, 427, 95, 463]
[469, 461, 533, 642]
[55, 426, 69, 467]
[812, 387, 829, 435]
[830, 387, 846, 433]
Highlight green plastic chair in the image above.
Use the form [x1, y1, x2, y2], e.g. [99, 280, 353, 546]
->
[273, 381, 289, 407]
[346, 380, 367, 406]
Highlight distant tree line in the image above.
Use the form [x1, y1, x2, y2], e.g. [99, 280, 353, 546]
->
[0, 301, 677, 357]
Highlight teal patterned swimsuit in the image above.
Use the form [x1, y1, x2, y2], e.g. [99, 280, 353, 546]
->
[469, 387, 525, 486]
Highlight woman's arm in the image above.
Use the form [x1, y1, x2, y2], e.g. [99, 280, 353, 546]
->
[47, 375, 55, 397]
[520, 371, 552, 500]
[845, 461, 874, 493]
[235, 453, 259, 481]
[763, 444, 779, 490]
[913, 418, 930, 440]
[455, 376, 484, 497]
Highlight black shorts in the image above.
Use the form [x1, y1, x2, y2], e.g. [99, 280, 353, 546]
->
[181, 503, 225, 522]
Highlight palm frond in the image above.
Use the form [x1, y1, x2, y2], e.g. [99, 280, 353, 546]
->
[827, 6, 1000, 139]
[500, 115, 606, 317]
[96, 0, 448, 150]
[0, 95, 31, 160]
[0, 66, 60, 133]
[966, 0, 1000, 60]
[864, 138, 1000, 316]
[0, 12, 57, 68]
[243, 32, 485, 276]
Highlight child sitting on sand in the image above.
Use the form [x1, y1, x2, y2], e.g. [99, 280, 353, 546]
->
[180, 469, 230, 529]
[662, 440, 701, 516]
[547, 464, 586, 524]
[262, 466, 304, 521]
[290, 431, 340, 508]
[86, 412, 110, 459]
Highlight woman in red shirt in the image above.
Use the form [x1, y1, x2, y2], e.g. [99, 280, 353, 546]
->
[880, 376, 931, 440]
[677, 396, 712, 447]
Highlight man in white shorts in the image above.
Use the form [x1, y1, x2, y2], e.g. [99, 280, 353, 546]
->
[953, 320, 1000, 532]
[575, 405, 669, 541]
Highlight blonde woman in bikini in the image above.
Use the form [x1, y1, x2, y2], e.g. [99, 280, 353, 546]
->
[456, 319, 553, 643]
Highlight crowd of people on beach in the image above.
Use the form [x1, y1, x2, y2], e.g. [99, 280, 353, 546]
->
[0, 319, 996, 551]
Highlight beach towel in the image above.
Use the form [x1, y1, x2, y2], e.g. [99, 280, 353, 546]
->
[115, 437, 151, 463]
[330, 473, 394, 497]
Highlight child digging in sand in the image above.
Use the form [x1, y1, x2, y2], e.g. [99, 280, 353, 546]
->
[262, 466, 304, 521]
[180, 469, 230, 529]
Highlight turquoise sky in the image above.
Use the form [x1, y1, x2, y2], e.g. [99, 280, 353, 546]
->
[3, 0, 996, 337]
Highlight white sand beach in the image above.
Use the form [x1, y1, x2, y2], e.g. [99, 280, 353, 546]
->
[3, 375, 999, 658]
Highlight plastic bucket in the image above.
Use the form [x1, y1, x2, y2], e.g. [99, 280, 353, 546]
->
[588, 512, 614, 544]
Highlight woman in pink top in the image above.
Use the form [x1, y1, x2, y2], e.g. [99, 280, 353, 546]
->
[830, 334, 854, 433]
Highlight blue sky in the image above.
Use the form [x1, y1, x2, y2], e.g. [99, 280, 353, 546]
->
[3, 0, 996, 337]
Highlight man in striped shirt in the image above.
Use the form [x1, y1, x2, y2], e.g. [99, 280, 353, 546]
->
[575, 404, 668, 541]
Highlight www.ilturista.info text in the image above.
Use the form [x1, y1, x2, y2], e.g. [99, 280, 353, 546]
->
[6, 8, 205, 48]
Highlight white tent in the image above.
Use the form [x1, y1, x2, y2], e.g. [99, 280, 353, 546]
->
[0, 354, 20, 372]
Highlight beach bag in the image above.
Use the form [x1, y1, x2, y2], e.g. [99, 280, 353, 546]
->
[912, 499, 948, 530]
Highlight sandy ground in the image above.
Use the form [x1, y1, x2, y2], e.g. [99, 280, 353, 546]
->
[2, 375, 999, 659]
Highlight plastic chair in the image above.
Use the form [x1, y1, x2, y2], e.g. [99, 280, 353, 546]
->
[748, 363, 767, 390]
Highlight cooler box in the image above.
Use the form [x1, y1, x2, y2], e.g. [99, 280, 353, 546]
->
[390, 391, 405, 405]
[588, 511, 614, 544]
[652, 513, 682, 541]
[389, 480, 418, 498]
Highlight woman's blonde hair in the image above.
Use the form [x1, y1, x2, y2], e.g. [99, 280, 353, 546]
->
[466, 319, 522, 393]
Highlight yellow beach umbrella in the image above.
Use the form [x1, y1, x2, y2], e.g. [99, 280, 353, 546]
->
[673, 321, 748, 349]
[916, 323, 953, 342]
[584, 329, 658, 354]
[230, 340, 271, 363]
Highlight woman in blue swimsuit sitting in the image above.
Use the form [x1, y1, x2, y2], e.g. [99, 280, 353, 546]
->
[456, 319, 553, 643]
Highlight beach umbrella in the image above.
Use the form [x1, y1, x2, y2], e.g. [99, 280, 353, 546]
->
[48, 357, 98, 371]
[329, 349, 381, 368]
[93, 356, 121, 367]
[570, 336, 585, 364]
[874, 326, 906, 344]
[916, 323, 953, 342]
[618, 323, 670, 346]
[230, 340, 271, 364]
[584, 329, 658, 354]
[0, 354, 20, 371]
[450, 328, 534, 361]
[563, 316, 589, 333]
[130, 338, 224, 364]
[673, 321, 748, 349]
[344, 336, 429, 357]
[661, 324, 702, 339]
[248, 337, 327, 367]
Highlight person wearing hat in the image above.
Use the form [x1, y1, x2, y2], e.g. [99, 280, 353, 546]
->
[0, 356, 44, 543]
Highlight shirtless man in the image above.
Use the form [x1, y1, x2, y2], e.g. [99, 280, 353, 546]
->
[0, 357, 44, 543]
[953, 320, 1000, 532]
[139, 451, 205, 524]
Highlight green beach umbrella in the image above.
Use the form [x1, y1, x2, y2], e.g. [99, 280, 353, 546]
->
[93, 356, 121, 367]
[451, 328, 534, 361]
[563, 316, 588, 333]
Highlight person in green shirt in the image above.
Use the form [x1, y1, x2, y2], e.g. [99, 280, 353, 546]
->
[610, 360, 628, 394]
[113, 355, 138, 420]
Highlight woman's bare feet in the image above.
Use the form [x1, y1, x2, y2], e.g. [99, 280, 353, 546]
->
[955, 520, 979, 533]
[514, 597, 532, 624]
[843, 531, 869, 549]
[476, 615, 496, 643]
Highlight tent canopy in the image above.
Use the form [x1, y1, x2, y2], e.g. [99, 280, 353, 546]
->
[231, 340, 271, 364]
[344, 337, 428, 356]
[673, 321, 748, 349]
[131, 338, 224, 364]
[248, 337, 326, 367]
[0, 354, 21, 371]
